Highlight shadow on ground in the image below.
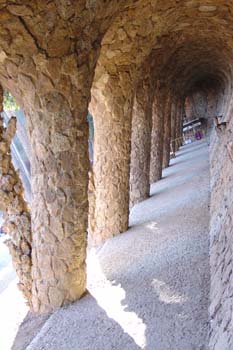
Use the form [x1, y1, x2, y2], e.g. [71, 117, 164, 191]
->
[11, 312, 49, 350]
[12, 140, 210, 350]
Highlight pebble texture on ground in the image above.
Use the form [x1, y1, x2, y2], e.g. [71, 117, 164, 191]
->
[26, 140, 210, 350]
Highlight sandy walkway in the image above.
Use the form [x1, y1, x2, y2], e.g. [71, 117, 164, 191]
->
[26, 139, 210, 350]
[0, 236, 29, 350]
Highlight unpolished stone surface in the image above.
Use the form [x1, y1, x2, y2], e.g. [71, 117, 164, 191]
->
[130, 73, 154, 208]
[0, 0, 135, 313]
[0, 86, 32, 306]
[163, 93, 172, 169]
[209, 113, 233, 350]
[26, 140, 210, 350]
[90, 72, 134, 245]
[0, 4, 232, 343]
[170, 99, 178, 156]
[184, 80, 222, 134]
[174, 100, 183, 151]
[150, 84, 165, 183]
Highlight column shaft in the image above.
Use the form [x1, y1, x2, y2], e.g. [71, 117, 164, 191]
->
[170, 99, 177, 157]
[163, 93, 172, 168]
[130, 77, 154, 207]
[91, 73, 134, 245]
[0, 87, 32, 306]
[150, 85, 167, 183]
[25, 54, 99, 312]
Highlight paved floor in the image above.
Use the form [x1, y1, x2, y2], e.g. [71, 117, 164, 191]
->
[25, 139, 210, 350]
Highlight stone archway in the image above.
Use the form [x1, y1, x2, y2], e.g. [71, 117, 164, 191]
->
[0, 4, 232, 349]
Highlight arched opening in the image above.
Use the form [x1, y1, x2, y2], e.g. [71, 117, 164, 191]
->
[85, 3, 233, 349]
[0, 2, 233, 349]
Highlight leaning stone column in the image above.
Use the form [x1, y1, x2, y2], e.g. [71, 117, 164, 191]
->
[0, 88, 32, 305]
[163, 93, 172, 168]
[0, 6, 117, 313]
[150, 84, 166, 183]
[129, 76, 154, 208]
[90, 72, 134, 245]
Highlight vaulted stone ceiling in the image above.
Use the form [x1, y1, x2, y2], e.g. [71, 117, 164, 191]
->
[0, 0, 232, 317]
[94, 0, 233, 116]
[1, 1, 233, 114]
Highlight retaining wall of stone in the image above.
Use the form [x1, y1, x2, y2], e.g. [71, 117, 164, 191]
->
[209, 114, 233, 350]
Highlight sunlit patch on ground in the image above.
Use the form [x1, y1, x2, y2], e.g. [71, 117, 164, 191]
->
[88, 249, 147, 349]
[151, 278, 187, 304]
[0, 236, 28, 350]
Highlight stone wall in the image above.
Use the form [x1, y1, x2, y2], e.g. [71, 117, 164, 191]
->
[209, 113, 233, 350]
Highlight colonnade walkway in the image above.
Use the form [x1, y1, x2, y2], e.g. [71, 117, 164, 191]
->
[25, 139, 210, 350]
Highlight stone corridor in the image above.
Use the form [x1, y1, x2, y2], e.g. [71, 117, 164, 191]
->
[0, 1, 233, 349]
[25, 139, 210, 350]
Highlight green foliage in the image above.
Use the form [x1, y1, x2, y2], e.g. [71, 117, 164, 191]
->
[3, 91, 19, 111]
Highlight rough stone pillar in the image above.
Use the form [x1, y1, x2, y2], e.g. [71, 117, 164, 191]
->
[90, 72, 134, 245]
[22, 53, 101, 313]
[0, 87, 32, 306]
[0, 85, 2, 112]
[129, 76, 154, 208]
[170, 99, 178, 156]
[0, 116, 32, 305]
[175, 99, 183, 150]
[179, 103, 184, 146]
[29, 98, 89, 313]
[150, 84, 166, 183]
[0, 2, 130, 313]
[0, 31, 102, 312]
[163, 93, 172, 168]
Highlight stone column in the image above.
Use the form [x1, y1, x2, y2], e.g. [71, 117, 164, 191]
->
[170, 98, 178, 158]
[179, 103, 184, 146]
[0, 118, 32, 305]
[0, 3, 124, 313]
[0, 87, 32, 306]
[150, 84, 166, 183]
[129, 76, 154, 208]
[22, 53, 101, 313]
[33, 96, 96, 313]
[0, 85, 2, 111]
[90, 72, 134, 245]
[163, 93, 172, 168]
[29, 98, 89, 313]
[175, 99, 183, 151]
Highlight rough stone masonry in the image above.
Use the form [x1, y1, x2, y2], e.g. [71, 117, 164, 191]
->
[0, 85, 32, 305]
[0, 2, 233, 349]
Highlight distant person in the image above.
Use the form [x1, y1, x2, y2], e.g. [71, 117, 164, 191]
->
[195, 131, 202, 140]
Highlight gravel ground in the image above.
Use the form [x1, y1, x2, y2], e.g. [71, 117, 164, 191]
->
[26, 139, 210, 350]
[0, 235, 29, 350]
